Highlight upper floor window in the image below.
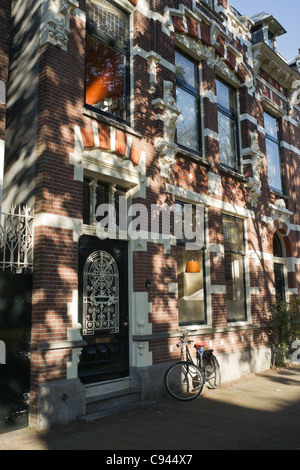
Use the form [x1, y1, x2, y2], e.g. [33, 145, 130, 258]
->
[202, 0, 215, 9]
[85, 0, 129, 123]
[175, 51, 201, 153]
[217, 79, 239, 171]
[264, 112, 282, 192]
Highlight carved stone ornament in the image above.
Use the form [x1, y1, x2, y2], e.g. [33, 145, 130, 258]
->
[269, 199, 293, 226]
[152, 81, 181, 178]
[244, 132, 264, 207]
[175, 33, 253, 90]
[147, 52, 161, 94]
[41, 0, 79, 51]
[289, 79, 300, 115]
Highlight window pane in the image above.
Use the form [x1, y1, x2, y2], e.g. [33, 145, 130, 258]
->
[264, 113, 278, 139]
[225, 253, 246, 322]
[177, 247, 205, 325]
[223, 215, 244, 253]
[175, 52, 196, 88]
[87, 0, 128, 45]
[86, 34, 126, 120]
[266, 138, 282, 191]
[217, 80, 236, 113]
[218, 112, 237, 168]
[176, 88, 199, 151]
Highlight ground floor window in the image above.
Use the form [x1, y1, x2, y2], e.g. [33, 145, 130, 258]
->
[177, 247, 206, 326]
[223, 214, 246, 322]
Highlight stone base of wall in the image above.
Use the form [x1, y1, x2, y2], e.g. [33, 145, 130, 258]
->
[132, 345, 273, 400]
[37, 378, 86, 431]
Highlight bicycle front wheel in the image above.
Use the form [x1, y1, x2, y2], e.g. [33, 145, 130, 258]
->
[165, 361, 204, 401]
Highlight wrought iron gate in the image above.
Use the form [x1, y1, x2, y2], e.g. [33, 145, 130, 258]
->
[0, 206, 33, 433]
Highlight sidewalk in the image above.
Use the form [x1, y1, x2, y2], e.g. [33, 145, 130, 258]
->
[0, 364, 299, 451]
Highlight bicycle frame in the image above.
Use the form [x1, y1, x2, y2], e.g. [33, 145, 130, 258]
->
[177, 330, 197, 365]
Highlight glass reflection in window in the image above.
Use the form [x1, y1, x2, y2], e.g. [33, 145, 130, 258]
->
[264, 112, 282, 192]
[217, 79, 238, 170]
[175, 51, 200, 153]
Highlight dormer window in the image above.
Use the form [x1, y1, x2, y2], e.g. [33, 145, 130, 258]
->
[251, 12, 286, 53]
[268, 31, 275, 50]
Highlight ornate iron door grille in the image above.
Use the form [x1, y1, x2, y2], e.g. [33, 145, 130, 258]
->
[0, 206, 33, 273]
[83, 250, 119, 335]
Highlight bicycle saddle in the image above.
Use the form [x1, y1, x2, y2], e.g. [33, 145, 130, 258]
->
[195, 342, 206, 348]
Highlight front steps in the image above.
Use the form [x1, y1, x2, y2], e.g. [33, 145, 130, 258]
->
[80, 387, 156, 423]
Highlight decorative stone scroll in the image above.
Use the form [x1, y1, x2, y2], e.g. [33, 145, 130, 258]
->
[41, 0, 79, 51]
[152, 81, 181, 178]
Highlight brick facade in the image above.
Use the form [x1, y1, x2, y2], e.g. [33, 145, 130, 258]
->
[1, 0, 300, 429]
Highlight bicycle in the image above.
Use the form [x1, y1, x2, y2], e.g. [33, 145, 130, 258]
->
[164, 330, 205, 401]
[194, 342, 221, 389]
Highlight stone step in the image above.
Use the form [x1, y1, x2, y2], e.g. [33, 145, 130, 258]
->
[80, 400, 156, 423]
[85, 388, 142, 415]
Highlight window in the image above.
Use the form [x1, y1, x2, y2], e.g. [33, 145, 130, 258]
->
[217, 79, 239, 170]
[202, 0, 215, 8]
[85, 0, 129, 122]
[264, 112, 282, 192]
[176, 202, 206, 326]
[83, 177, 128, 226]
[273, 232, 284, 258]
[175, 51, 200, 153]
[223, 215, 246, 322]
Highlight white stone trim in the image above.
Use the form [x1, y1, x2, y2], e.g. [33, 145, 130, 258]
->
[166, 183, 255, 220]
[0, 81, 6, 105]
[33, 212, 83, 242]
[209, 285, 226, 294]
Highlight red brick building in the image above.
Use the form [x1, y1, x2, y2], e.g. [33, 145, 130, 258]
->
[0, 0, 299, 431]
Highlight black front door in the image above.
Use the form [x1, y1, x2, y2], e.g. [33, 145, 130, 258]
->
[78, 236, 129, 385]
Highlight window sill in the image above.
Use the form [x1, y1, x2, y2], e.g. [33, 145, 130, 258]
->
[219, 164, 247, 182]
[269, 188, 290, 200]
[132, 323, 266, 342]
[176, 147, 211, 167]
[83, 107, 142, 139]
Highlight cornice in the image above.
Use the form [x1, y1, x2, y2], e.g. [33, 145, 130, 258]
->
[252, 42, 300, 90]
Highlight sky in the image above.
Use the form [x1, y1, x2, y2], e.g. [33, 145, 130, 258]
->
[230, 0, 300, 61]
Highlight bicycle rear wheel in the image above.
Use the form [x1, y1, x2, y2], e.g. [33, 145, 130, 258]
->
[165, 361, 204, 401]
[206, 356, 221, 389]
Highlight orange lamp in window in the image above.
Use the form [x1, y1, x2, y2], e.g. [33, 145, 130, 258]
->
[185, 260, 200, 273]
